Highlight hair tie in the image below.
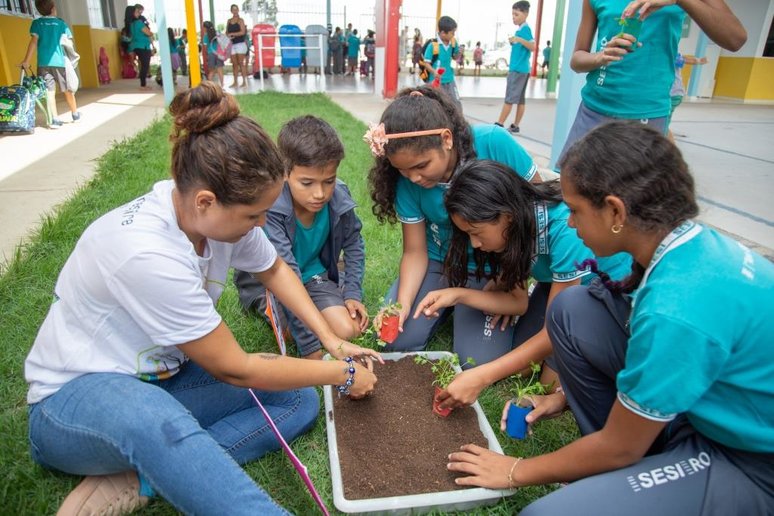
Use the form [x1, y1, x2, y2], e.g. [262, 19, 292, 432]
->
[409, 90, 424, 97]
[363, 122, 447, 157]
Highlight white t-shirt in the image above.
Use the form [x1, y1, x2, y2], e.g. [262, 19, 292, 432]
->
[25, 180, 277, 403]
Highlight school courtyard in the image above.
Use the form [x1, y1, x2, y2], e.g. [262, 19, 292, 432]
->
[2, 73, 772, 267]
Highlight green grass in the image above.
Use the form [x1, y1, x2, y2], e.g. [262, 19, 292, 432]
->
[0, 92, 578, 514]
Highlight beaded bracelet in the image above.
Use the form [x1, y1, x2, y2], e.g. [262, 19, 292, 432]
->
[335, 356, 356, 397]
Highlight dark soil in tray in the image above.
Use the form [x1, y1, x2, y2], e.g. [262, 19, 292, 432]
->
[331, 356, 488, 500]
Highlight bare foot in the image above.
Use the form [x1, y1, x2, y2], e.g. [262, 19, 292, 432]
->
[229, 82, 238, 88]
[139, 86, 152, 91]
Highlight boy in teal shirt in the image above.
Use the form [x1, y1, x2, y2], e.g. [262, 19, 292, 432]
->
[496, 1, 534, 133]
[423, 16, 462, 111]
[20, 0, 80, 128]
[234, 116, 367, 359]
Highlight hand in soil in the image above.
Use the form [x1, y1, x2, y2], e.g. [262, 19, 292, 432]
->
[414, 288, 460, 319]
[447, 444, 519, 489]
[436, 368, 488, 410]
[347, 361, 378, 399]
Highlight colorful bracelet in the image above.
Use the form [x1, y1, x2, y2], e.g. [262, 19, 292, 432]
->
[336, 356, 356, 396]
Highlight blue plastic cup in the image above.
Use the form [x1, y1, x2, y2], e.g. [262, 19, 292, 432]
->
[506, 403, 533, 439]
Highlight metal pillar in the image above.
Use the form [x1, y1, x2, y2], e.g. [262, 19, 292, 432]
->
[530, 0, 544, 77]
[185, 0, 202, 87]
[208, 0, 215, 25]
[549, 0, 584, 170]
[546, 0, 565, 94]
[155, 0, 174, 105]
[687, 31, 708, 97]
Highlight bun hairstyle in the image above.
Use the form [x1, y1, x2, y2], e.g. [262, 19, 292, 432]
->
[168, 82, 284, 206]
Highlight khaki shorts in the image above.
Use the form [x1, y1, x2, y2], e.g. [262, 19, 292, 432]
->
[37, 66, 68, 92]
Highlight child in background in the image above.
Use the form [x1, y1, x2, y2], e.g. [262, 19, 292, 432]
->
[423, 16, 462, 110]
[433, 160, 631, 406]
[206, 25, 225, 85]
[363, 30, 376, 77]
[447, 121, 773, 516]
[667, 51, 707, 141]
[346, 29, 360, 75]
[366, 86, 538, 362]
[20, 0, 80, 128]
[235, 116, 368, 360]
[26, 83, 379, 516]
[495, 1, 534, 133]
[411, 35, 423, 75]
[558, 0, 746, 162]
[541, 39, 551, 77]
[177, 29, 188, 76]
[473, 41, 483, 77]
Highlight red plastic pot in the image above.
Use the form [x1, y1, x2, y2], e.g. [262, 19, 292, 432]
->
[432, 386, 452, 418]
[380, 315, 400, 344]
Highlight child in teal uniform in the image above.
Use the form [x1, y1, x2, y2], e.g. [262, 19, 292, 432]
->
[20, 0, 80, 127]
[496, 1, 534, 133]
[366, 85, 538, 362]
[423, 16, 462, 110]
[432, 160, 631, 404]
[559, 0, 746, 161]
[447, 121, 773, 514]
[235, 116, 368, 360]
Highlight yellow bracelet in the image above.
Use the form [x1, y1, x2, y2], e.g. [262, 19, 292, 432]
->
[508, 457, 523, 488]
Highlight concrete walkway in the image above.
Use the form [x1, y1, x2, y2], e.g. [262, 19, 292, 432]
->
[1, 74, 772, 272]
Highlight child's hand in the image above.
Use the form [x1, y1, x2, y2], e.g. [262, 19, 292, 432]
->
[499, 391, 568, 432]
[414, 288, 459, 319]
[347, 361, 378, 399]
[623, 0, 676, 21]
[435, 368, 488, 410]
[344, 299, 370, 332]
[596, 38, 630, 66]
[332, 341, 384, 369]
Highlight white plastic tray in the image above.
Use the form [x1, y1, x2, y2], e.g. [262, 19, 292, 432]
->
[323, 351, 514, 515]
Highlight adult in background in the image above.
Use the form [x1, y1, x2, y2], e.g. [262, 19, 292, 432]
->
[126, 3, 153, 90]
[226, 3, 249, 87]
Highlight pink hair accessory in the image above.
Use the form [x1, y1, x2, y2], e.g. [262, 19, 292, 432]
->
[363, 122, 448, 157]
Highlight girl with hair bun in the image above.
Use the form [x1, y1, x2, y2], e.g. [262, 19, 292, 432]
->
[448, 122, 774, 514]
[25, 83, 380, 515]
[366, 85, 538, 360]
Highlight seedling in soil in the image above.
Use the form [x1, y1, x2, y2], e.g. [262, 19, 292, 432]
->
[414, 354, 475, 417]
[505, 361, 551, 439]
[377, 302, 402, 345]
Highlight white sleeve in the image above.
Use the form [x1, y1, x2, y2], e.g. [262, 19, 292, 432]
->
[230, 227, 278, 273]
[107, 251, 222, 346]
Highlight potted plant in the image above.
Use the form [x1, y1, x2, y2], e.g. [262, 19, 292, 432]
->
[505, 362, 550, 439]
[414, 354, 474, 417]
[377, 301, 402, 345]
[616, 15, 643, 51]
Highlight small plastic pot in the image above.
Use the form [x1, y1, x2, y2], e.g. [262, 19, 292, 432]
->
[505, 402, 533, 439]
[380, 315, 400, 344]
[432, 386, 452, 418]
[618, 16, 643, 51]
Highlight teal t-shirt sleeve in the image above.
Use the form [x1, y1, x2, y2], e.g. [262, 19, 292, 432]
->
[517, 25, 533, 42]
[423, 42, 433, 61]
[617, 312, 729, 421]
[486, 126, 538, 180]
[394, 178, 425, 224]
[547, 207, 593, 282]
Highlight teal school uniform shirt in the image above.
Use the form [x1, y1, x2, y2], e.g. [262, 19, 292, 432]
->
[424, 36, 457, 84]
[292, 207, 331, 283]
[617, 222, 774, 453]
[583, 0, 684, 119]
[347, 34, 360, 58]
[509, 24, 533, 73]
[30, 16, 72, 67]
[395, 124, 536, 265]
[129, 19, 151, 51]
[530, 202, 632, 284]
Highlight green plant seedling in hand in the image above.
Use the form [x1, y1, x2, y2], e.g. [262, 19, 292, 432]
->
[415, 354, 475, 417]
[504, 362, 551, 438]
[376, 301, 402, 344]
[615, 15, 643, 52]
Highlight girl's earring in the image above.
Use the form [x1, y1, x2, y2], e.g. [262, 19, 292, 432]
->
[611, 224, 623, 234]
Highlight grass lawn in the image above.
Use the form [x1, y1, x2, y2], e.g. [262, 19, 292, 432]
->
[0, 92, 578, 514]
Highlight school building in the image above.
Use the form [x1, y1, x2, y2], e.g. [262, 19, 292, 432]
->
[0, 0, 773, 101]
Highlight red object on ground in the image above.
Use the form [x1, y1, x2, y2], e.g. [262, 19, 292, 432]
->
[431, 67, 445, 88]
[380, 315, 400, 344]
[432, 386, 452, 417]
[252, 23, 276, 74]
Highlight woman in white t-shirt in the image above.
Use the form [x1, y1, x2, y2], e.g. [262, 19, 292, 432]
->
[25, 82, 380, 516]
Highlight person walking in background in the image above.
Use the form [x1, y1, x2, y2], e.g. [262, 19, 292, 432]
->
[19, 0, 80, 128]
[541, 39, 551, 77]
[473, 41, 484, 77]
[423, 15, 462, 111]
[557, 0, 746, 163]
[346, 29, 360, 75]
[495, 1, 534, 133]
[363, 30, 376, 78]
[343, 23, 353, 67]
[126, 4, 153, 90]
[205, 25, 225, 85]
[177, 29, 188, 76]
[456, 44, 466, 75]
[667, 52, 707, 141]
[329, 27, 344, 75]
[226, 4, 248, 87]
[411, 35, 423, 75]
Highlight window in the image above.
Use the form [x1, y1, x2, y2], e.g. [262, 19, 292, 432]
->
[86, 0, 103, 27]
[1, 0, 35, 15]
[100, 0, 118, 28]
